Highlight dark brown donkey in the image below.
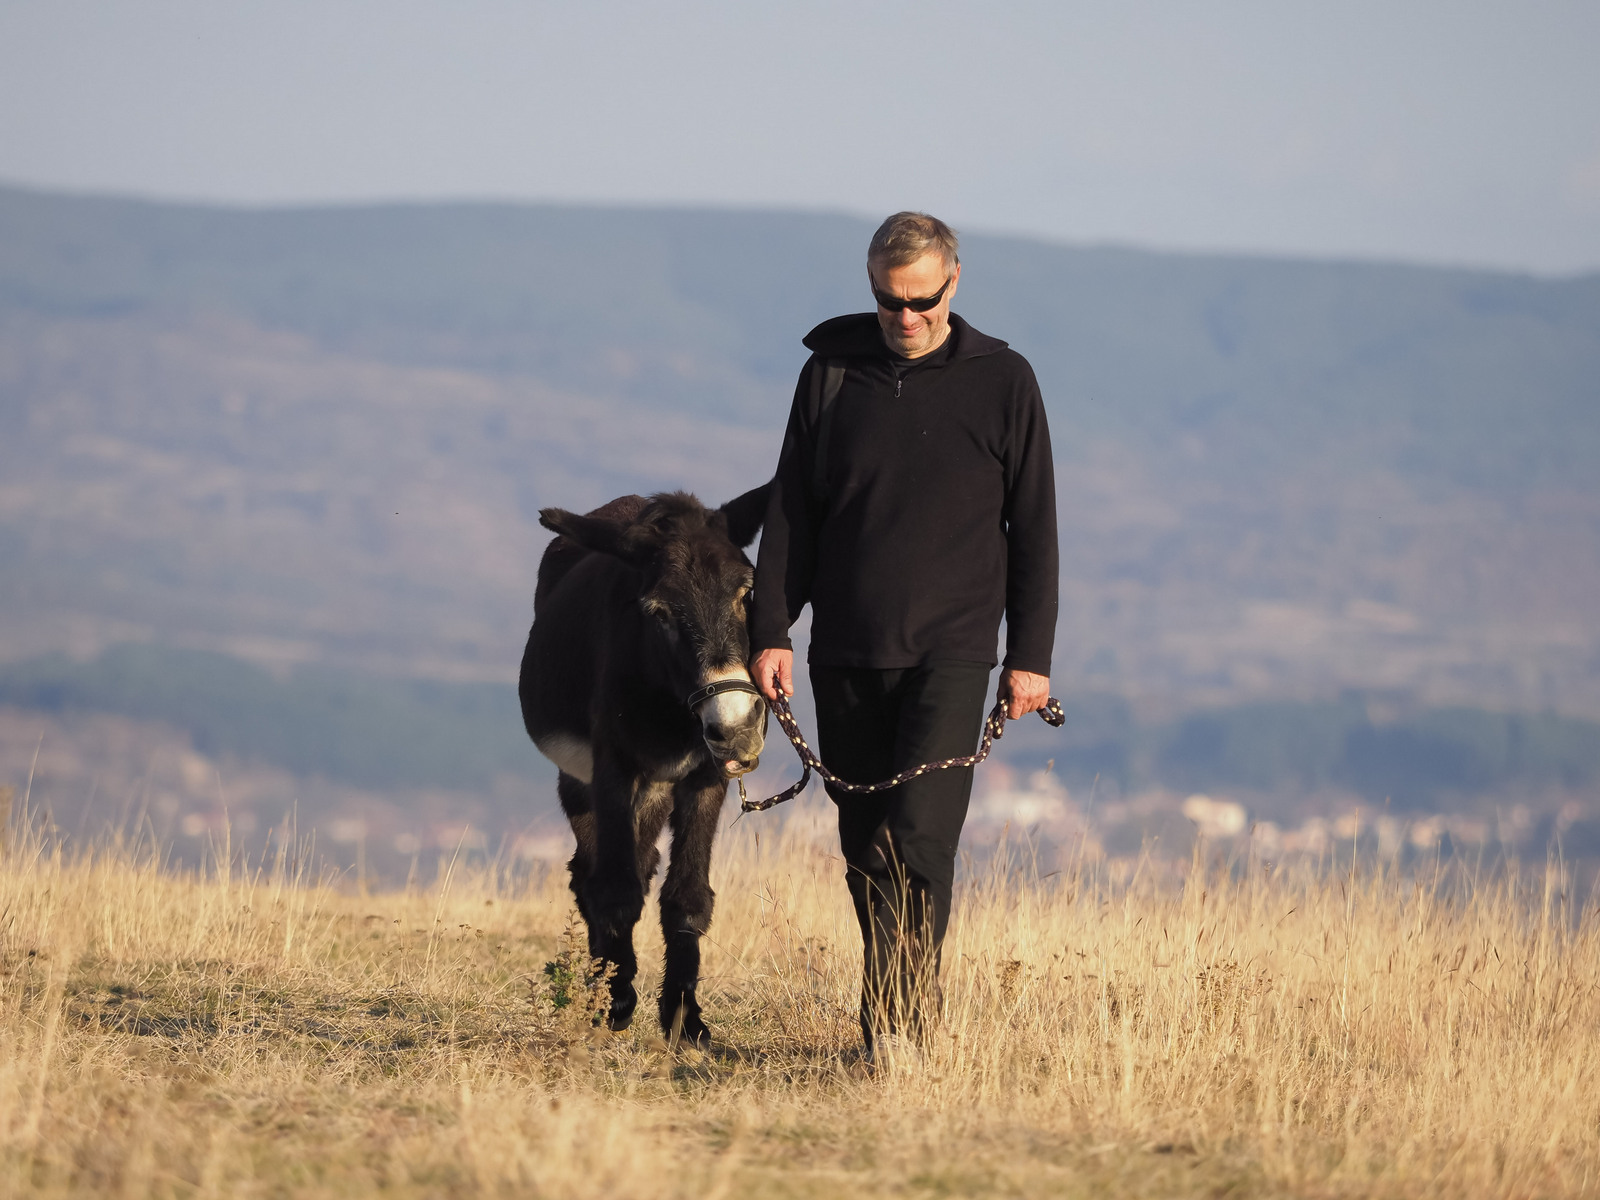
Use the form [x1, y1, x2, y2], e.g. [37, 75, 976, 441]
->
[519, 487, 770, 1045]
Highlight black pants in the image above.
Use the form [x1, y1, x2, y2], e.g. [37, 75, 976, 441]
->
[810, 661, 991, 1045]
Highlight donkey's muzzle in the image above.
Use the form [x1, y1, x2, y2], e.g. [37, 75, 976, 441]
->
[692, 677, 767, 777]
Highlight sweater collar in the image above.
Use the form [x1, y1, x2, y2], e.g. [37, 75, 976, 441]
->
[801, 311, 1008, 363]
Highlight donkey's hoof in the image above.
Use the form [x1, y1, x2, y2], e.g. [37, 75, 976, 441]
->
[661, 997, 711, 1048]
[606, 984, 638, 1031]
[679, 1013, 712, 1049]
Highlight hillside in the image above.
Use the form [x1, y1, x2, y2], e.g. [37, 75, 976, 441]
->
[1, 183, 1598, 837]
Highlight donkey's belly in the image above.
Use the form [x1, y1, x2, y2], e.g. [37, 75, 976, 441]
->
[533, 730, 705, 789]
[533, 732, 594, 783]
[646, 746, 705, 783]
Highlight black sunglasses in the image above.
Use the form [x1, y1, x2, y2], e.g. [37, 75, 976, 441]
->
[871, 273, 953, 313]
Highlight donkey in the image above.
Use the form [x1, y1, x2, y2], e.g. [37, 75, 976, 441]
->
[519, 486, 771, 1045]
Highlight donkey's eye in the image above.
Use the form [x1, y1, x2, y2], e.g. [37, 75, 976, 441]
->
[642, 598, 673, 625]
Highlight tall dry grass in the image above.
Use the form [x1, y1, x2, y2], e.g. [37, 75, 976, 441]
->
[1, 797, 1597, 1198]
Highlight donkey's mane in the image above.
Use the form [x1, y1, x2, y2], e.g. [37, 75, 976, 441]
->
[637, 491, 719, 538]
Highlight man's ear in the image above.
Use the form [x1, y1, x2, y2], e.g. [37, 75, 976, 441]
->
[539, 508, 657, 564]
[719, 482, 772, 549]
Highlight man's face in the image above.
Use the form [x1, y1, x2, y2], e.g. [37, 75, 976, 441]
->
[869, 252, 961, 359]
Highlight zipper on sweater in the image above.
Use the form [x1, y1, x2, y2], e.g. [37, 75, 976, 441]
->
[895, 377, 902, 398]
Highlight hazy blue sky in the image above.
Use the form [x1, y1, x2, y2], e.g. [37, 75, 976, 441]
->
[2, 1, 1597, 273]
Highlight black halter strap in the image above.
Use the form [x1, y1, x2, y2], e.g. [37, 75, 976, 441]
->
[686, 678, 764, 711]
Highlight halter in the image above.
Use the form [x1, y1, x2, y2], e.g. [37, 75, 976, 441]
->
[685, 678, 765, 712]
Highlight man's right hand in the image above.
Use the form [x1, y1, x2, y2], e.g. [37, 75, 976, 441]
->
[750, 648, 794, 701]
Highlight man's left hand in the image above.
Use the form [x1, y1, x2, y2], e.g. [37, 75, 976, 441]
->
[999, 668, 1050, 718]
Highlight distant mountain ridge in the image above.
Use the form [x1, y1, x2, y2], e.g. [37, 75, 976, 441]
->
[1, 182, 1597, 724]
[4, 182, 1597, 491]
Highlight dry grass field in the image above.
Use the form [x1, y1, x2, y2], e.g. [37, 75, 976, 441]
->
[2, 789, 1597, 1199]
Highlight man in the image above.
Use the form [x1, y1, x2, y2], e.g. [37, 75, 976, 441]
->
[750, 211, 1058, 1061]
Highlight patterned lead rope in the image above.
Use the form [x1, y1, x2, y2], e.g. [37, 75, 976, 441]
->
[738, 693, 1067, 813]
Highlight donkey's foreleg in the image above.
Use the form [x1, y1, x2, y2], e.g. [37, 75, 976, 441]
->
[556, 773, 601, 957]
[657, 771, 728, 1046]
[583, 756, 646, 1030]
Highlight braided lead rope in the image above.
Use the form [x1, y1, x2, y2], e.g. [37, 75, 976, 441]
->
[738, 692, 1066, 813]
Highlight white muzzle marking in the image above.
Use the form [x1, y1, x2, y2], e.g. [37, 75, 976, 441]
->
[697, 667, 764, 739]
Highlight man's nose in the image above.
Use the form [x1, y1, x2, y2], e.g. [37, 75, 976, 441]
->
[898, 307, 922, 330]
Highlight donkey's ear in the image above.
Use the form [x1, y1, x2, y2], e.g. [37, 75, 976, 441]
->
[719, 482, 772, 549]
[539, 508, 657, 564]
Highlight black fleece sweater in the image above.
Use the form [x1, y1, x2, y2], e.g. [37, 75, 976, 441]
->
[752, 312, 1059, 675]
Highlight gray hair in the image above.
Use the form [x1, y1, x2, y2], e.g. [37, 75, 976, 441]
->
[867, 211, 960, 273]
